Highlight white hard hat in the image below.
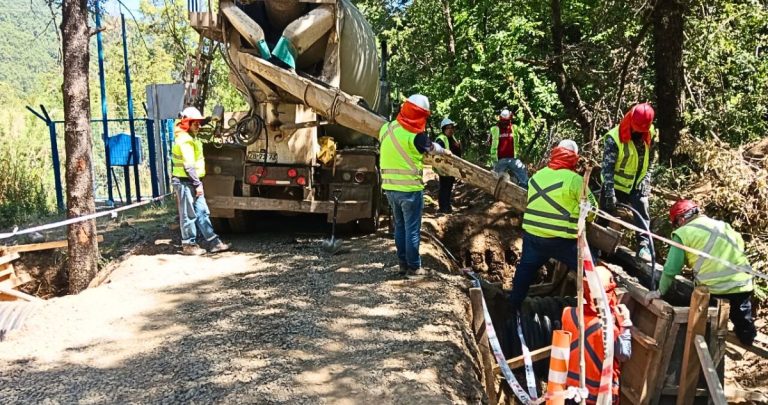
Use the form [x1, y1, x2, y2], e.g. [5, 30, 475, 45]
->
[406, 94, 430, 111]
[558, 139, 579, 154]
[180, 106, 205, 120]
[500, 109, 511, 119]
[440, 117, 456, 128]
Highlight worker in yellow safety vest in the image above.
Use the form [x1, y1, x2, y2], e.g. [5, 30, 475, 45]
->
[381, 94, 451, 277]
[435, 117, 462, 213]
[600, 103, 656, 262]
[488, 108, 528, 187]
[508, 140, 597, 309]
[171, 107, 230, 256]
[650, 199, 756, 346]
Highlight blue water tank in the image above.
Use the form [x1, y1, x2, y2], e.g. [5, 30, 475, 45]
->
[108, 133, 142, 166]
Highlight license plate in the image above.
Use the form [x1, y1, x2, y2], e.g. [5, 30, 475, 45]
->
[247, 151, 278, 162]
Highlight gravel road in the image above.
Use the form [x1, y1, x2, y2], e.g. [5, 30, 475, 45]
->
[0, 228, 484, 404]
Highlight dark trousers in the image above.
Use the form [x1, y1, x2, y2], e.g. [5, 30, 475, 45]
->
[438, 176, 455, 213]
[509, 232, 596, 309]
[599, 187, 651, 248]
[712, 291, 757, 346]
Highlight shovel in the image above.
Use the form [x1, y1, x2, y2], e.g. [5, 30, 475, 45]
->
[321, 190, 343, 254]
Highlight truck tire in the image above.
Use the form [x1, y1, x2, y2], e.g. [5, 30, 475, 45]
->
[228, 210, 250, 233]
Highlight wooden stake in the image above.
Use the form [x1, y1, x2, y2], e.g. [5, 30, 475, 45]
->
[676, 286, 710, 405]
[694, 335, 726, 405]
[470, 287, 498, 404]
[576, 167, 592, 404]
[492, 345, 551, 374]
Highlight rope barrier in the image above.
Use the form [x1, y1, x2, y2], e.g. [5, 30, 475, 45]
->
[590, 206, 768, 282]
[0, 193, 172, 240]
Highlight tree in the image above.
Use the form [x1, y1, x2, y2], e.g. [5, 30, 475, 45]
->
[653, 0, 686, 162]
[61, 0, 99, 294]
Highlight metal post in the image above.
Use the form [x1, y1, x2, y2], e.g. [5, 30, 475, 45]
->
[44, 108, 64, 212]
[123, 165, 132, 204]
[96, 2, 113, 203]
[121, 13, 141, 201]
[160, 119, 170, 190]
[146, 119, 159, 197]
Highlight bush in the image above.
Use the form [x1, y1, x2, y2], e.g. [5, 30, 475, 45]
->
[0, 142, 51, 229]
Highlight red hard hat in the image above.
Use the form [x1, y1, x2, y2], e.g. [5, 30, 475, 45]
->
[669, 199, 699, 223]
[630, 103, 655, 132]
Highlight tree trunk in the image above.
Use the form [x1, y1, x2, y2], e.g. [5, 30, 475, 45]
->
[550, 0, 594, 147]
[61, 0, 99, 294]
[654, 0, 686, 162]
[440, 0, 456, 59]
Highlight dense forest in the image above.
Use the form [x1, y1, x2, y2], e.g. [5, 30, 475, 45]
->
[1, 0, 767, 273]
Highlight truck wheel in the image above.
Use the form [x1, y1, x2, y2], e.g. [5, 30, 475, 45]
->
[357, 206, 380, 234]
[211, 217, 229, 234]
[228, 210, 250, 233]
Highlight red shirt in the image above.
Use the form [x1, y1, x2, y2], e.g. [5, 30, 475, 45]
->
[497, 120, 515, 159]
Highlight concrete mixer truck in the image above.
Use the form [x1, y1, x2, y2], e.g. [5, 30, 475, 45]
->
[188, 0, 389, 232]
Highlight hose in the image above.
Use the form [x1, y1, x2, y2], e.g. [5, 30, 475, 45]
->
[617, 202, 657, 290]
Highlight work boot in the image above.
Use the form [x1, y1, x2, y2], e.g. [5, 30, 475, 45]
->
[398, 262, 408, 276]
[407, 267, 431, 278]
[182, 244, 206, 256]
[636, 245, 652, 263]
[209, 240, 231, 253]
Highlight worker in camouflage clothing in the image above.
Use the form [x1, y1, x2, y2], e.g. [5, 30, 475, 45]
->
[600, 103, 655, 262]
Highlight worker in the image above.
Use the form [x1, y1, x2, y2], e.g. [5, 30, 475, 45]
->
[562, 266, 633, 404]
[435, 117, 463, 213]
[489, 108, 528, 188]
[380, 94, 451, 277]
[652, 200, 756, 346]
[171, 107, 230, 256]
[508, 140, 597, 310]
[600, 103, 655, 262]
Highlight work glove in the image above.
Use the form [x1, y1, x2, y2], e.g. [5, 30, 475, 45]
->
[431, 143, 451, 156]
[603, 193, 618, 216]
[644, 290, 661, 306]
[195, 185, 204, 197]
[616, 303, 633, 328]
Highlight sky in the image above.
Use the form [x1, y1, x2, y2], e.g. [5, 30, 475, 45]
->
[103, 0, 143, 17]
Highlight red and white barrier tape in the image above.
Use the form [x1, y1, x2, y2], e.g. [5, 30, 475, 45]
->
[590, 206, 768, 282]
[0, 194, 171, 240]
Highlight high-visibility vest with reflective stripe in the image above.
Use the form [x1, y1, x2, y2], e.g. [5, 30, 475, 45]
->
[489, 126, 500, 164]
[379, 121, 424, 192]
[522, 167, 581, 239]
[171, 127, 206, 179]
[603, 126, 653, 193]
[434, 134, 449, 176]
[672, 216, 753, 295]
[562, 307, 620, 403]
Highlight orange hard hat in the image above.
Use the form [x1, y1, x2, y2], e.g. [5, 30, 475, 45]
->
[630, 103, 655, 132]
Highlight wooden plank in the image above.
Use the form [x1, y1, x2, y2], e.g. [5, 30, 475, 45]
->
[727, 332, 768, 358]
[492, 345, 551, 374]
[0, 272, 32, 290]
[693, 335, 726, 405]
[470, 287, 498, 404]
[0, 264, 14, 279]
[725, 386, 768, 403]
[651, 320, 680, 404]
[0, 252, 20, 266]
[631, 327, 660, 351]
[0, 287, 42, 302]
[4, 235, 104, 254]
[710, 299, 730, 368]
[676, 286, 710, 405]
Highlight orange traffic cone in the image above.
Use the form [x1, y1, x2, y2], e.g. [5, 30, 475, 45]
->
[546, 329, 572, 405]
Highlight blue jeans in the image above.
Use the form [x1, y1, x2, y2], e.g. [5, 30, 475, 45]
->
[509, 231, 596, 309]
[386, 190, 424, 270]
[493, 158, 529, 188]
[173, 178, 219, 246]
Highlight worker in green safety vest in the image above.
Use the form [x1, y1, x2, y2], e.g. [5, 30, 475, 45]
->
[435, 117, 462, 213]
[380, 94, 451, 277]
[171, 107, 230, 256]
[508, 140, 597, 310]
[600, 103, 656, 262]
[651, 199, 756, 346]
[488, 108, 528, 187]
